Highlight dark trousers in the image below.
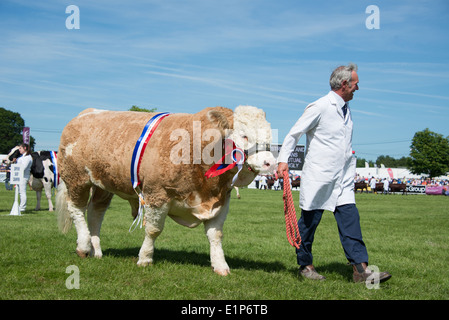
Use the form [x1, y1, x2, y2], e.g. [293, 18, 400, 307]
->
[296, 203, 368, 267]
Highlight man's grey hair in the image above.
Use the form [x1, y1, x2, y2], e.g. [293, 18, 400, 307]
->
[329, 63, 358, 90]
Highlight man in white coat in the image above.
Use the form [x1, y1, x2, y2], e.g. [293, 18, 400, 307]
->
[277, 64, 391, 283]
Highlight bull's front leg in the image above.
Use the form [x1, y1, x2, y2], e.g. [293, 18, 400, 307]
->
[137, 204, 168, 267]
[204, 197, 231, 276]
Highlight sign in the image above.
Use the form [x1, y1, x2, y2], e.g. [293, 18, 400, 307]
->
[426, 185, 444, 195]
[406, 185, 426, 194]
[271, 144, 305, 170]
[9, 164, 22, 216]
[10, 164, 23, 185]
[23, 127, 30, 144]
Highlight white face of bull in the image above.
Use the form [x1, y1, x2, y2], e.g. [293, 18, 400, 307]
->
[228, 106, 276, 186]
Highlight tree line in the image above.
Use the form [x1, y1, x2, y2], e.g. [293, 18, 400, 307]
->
[356, 155, 410, 169]
[356, 128, 449, 178]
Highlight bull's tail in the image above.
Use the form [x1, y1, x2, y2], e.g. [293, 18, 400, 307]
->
[56, 180, 72, 234]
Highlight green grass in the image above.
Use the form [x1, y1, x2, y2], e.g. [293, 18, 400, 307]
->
[1, 185, 448, 300]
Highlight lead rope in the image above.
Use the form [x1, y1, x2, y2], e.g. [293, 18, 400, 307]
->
[282, 171, 302, 249]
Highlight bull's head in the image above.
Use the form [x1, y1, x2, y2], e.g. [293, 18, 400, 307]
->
[228, 106, 276, 186]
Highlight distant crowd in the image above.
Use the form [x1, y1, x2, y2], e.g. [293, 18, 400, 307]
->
[354, 174, 449, 186]
[252, 173, 449, 195]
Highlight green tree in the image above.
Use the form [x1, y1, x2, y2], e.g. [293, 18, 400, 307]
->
[128, 105, 157, 113]
[356, 157, 375, 168]
[408, 128, 449, 178]
[0, 107, 35, 153]
[376, 155, 397, 167]
[375, 155, 411, 168]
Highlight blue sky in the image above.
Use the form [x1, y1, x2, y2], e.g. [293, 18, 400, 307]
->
[1, 0, 448, 161]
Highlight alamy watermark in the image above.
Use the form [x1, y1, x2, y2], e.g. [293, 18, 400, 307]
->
[65, 5, 80, 30]
[365, 5, 380, 30]
[365, 265, 381, 289]
[168, 122, 277, 165]
[65, 5, 380, 31]
[65, 265, 80, 289]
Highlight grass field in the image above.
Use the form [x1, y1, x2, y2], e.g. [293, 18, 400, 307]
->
[0, 185, 448, 301]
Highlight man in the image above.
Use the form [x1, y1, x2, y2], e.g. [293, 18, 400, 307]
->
[383, 178, 390, 195]
[369, 176, 377, 193]
[277, 64, 391, 283]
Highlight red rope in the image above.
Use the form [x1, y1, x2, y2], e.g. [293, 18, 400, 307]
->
[282, 171, 302, 249]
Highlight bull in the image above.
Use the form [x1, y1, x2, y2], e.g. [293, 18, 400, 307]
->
[56, 106, 276, 276]
[390, 183, 407, 195]
[375, 183, 384, 193]
[291, 177, 301, 189]
[354, 182, 368, 193]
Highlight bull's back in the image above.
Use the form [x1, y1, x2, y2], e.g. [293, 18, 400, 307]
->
[59, 109, 161, 194]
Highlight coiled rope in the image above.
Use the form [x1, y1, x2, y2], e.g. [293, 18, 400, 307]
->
[282, 171, 302, 249]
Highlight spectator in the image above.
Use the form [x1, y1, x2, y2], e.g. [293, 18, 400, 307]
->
[383, 178, 390, 195]
[16, 144, 33, 212]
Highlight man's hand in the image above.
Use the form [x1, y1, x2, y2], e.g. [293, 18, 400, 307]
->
[277, 162, 289, 178]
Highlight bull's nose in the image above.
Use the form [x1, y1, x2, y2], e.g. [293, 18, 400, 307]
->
[263, 160, 275, 173]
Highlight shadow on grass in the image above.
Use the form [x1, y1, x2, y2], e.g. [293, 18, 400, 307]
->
[104, 247, 287, 273]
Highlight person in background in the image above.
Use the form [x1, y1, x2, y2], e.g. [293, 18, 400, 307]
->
[383, 178, 390, 195]
[16, 144, 33, 212]
[369, 176, 377, 194]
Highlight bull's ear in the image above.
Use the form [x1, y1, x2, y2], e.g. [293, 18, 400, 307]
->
[207, 109, 231, 131]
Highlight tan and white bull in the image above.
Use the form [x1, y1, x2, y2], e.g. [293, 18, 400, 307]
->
[56, 106, 275, 275]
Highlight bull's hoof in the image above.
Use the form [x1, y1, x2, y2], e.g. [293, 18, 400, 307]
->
[213, 267, 231, 276]
[137, 259, 153, 267]
[76, 249, 89, 258]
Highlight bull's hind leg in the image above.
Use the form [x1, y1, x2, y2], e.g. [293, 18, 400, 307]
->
[69, 202, 90, 258]
[87, 187, 114, 258]
[137, 204, 168, 267]
[67, 184, 92, 258]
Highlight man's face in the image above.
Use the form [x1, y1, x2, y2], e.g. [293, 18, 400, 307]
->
[342, 71, 359, 102]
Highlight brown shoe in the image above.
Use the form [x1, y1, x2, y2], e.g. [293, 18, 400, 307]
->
[353, 266, 391, 284]
[299, 265, 326, 281]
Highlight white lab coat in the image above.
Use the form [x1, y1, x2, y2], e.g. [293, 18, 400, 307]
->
[277, 91, 356, 211]
[17, 154, 33, 180]
[17, 154, 33, 211]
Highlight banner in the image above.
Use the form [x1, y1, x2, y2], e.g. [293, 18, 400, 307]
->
[23, 127, 30, 144]
[387, 168, 394, 179]
[405, 185, 426, 194]
[425, 185, 444, 195]
[271, 144, 305, 170]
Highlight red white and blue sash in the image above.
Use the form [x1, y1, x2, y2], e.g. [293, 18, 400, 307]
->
[129, 112, 170, 232]
[50, 151, 59, 188]
[130, 112, 170, 189]
[205, 139, 246, 185]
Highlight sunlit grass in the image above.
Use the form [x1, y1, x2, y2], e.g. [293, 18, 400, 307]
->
[1, 186, 448, 300]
